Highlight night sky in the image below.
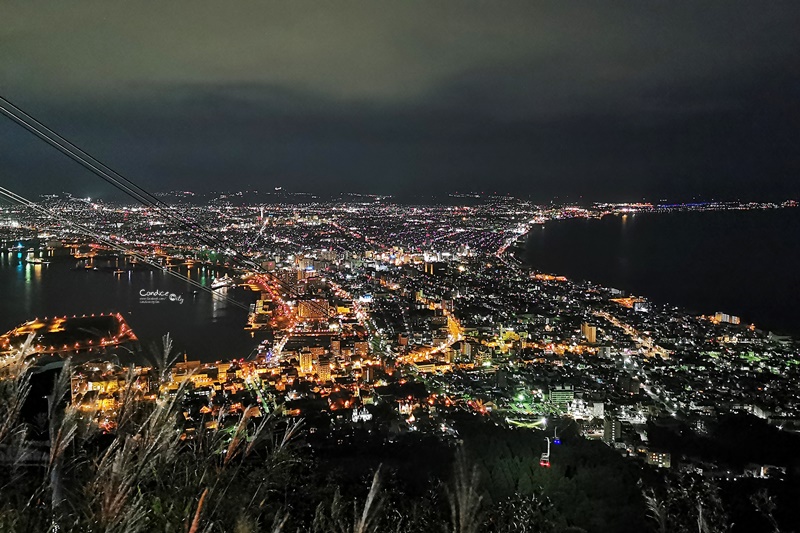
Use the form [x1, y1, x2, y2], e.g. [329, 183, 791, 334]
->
[2, 1, 799, 202]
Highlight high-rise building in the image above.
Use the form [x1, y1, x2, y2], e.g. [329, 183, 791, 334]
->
[424, 262, 446, 276]
[316, 356, 331, 382]
[461, 341, 474, 358]
[581, 322, 597, 344]
[275, 269, 297, 289]
[363, 364, 375, 383]
[354, 341, 368, 357]
[603, 417, 621, 444]
[299, 349, 313, 374]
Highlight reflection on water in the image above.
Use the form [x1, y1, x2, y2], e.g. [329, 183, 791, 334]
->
[31, 263, 42, 284]
[524, 209, 800, 335]
[0, 251, 263, 362]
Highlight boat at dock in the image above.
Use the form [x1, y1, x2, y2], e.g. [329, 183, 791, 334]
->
[210, 275, 236, 290]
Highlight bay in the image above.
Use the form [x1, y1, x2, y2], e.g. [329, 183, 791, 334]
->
[0, 252, 262, 362]
[523, 208, 800, 336]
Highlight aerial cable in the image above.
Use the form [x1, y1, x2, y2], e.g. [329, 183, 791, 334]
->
[0, 96, 329, 315]
[0, 96, 326, 315]
[0, 97, 256, 263]
[0, 100, 276, 274]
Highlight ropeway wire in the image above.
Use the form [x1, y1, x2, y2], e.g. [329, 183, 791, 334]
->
[0, 186, 251, 311]
[0, 96, 261, 267]
[0, 95, 327, 314]
[0, 96, 329, 316]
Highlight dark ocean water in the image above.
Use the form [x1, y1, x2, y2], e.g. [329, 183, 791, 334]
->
[523, 208, 800, 335]
[0, 253, 262, 361]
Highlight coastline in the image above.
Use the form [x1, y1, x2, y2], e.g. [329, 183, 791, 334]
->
[511, 208, 799, 337]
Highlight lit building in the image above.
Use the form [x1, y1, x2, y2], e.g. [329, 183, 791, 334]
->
[354, 341, 368, 357]
[362, 364, 376, 383]
[603, 417, 621, 444]
[274, 269, 297, 289]
[298, 298, 330, 319]
[647, 451, 672, 468]
[474, 348, 490, 366]
[351, 406, 373, 423]
[581, 322, 597, 344]
[299, 349, 313, 374]
[714, 312, 741, 325]
[413, 360, 437, 373]
[424, 262, 446, 276]
[316, 356, 331, 382]
[549, 384, 575, 404]
[309, 345, 326, 357]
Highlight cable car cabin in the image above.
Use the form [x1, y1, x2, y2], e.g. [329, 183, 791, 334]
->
[539, 454, 550, 467]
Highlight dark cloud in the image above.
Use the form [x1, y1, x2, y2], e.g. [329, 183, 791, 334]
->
[1, 1, 799, 201]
